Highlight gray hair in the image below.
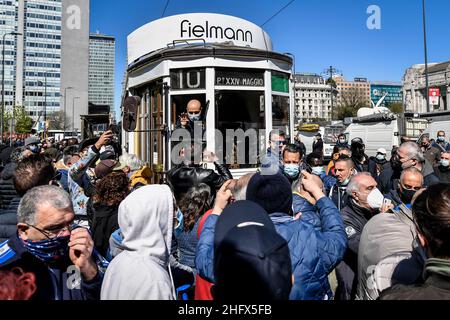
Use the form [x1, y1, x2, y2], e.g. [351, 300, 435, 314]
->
[119, 153, 143, 171]
[346, 172, 372, 196]
[18, 185, 73, 225]
[400, 141, 425, 163]
[400, 167, 424, 184]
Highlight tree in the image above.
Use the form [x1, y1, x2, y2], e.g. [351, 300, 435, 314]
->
[47, 110, 70, 130]
[4, 106, 33, 134]
[334, 87, 369, 120]
[388, 102, 403, 114]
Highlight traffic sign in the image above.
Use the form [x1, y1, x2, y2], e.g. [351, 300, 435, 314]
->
[429, 88, 440, 105]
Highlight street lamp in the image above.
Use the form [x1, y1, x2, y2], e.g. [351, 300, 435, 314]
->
[1, 31, 22, 145]
[422, 0, 430, 113]
[72, 97, 80, 136]
[63, 86, 74, 138]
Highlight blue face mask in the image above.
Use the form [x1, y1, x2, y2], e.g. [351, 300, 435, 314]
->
[283, 164, 300, 178]
[22, 236, 70, 263]
[376, 154, 386, 161]
[311, 166, 324, 176]
[441, 159, 449, 167]
[174, 209, 184, 238]
[437, 136, 446, 142]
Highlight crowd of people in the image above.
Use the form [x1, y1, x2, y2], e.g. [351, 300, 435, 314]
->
[0, 127, 449, 301]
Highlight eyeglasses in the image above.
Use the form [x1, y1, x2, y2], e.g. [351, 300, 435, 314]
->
[26, 223, 74, 240]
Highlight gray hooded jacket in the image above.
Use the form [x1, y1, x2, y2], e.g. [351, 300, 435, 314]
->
[100, 185, 176, 300]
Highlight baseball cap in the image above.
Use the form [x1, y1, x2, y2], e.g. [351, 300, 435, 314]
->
[377, 148, 387, 155]
[213, 201, 292, 301]
[95, 159, 120, 179]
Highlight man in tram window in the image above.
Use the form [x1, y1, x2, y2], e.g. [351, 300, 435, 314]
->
[176, 99, 205, 139]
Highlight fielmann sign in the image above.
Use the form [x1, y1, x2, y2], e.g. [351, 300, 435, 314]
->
[128, 13, 273, 64]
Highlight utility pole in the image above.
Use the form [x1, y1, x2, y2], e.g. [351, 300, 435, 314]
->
[422, 0, 430, 113]
[322, 66, 341, 120]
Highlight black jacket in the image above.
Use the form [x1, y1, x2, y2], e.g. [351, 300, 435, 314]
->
[368, 157, 387, 181]
[379, 162, 401, 194]
[327, 182, 350, 212]
[90, 203, 120, 258]
[335, 200, 376, 300]
[434, 165, 450, 184]
[379, 258, 450, 300]
[0, 234, 104, 300]
[0, 163, 17, 210]
[167, 162, 233, 202]
[312, 139, 324, 155]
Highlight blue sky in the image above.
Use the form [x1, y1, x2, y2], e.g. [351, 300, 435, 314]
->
[90, 0, 450, 117]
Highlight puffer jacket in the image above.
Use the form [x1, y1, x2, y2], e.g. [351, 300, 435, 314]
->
[0, 163, 17, 209]
[195, 197, 348, 300]
[292, 193, 321, 231]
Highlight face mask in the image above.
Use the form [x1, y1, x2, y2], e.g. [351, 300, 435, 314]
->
[284, 164, 300, 178]
[174, 209, 184, 238]
[398, 185, 417, 204]
[188, 114, 201, 122]
[437, 136, 445, 142]
[339, 139, 346, 144]
[341, 176, 351, 186]
[29, 145, 39, 154]
[311, 166, 324, 176]
[440, 159, 449, 167]
[376, 154, 386, 161]
[22, 236, 70, 263]
[366, 188, 384, 210]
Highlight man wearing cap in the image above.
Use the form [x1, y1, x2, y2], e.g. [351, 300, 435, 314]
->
[68, 131, 113, 225]
[312, 133, 324, 157]
[24, 136, 40, 155]
[421, 136, 441, 165]
[213, 201, 292, 301]
[196, 172, 348, 300]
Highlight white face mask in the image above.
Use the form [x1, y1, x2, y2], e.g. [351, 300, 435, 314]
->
[366, 188, 384, 210]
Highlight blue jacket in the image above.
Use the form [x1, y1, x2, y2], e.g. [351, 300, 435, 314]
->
[0, 234, 107, 300]
[195, 197, 348, 300]
[292, 193, 321, 231]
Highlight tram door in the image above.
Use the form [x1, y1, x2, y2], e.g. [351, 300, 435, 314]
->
[149, 86, 165, 184]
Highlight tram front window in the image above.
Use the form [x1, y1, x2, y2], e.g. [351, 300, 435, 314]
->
[216, 90, 265, 169]
[272, 95, 290, 134]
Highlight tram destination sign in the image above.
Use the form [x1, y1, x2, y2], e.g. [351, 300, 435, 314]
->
[215, 69, 264, 87]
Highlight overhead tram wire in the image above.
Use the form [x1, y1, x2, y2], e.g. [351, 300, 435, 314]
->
[161, 0, 170, 18]
[260, 0, 296, 27]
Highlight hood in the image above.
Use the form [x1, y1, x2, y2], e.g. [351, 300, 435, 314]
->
[130, 166, 153, 188]
[118, 184, 174, 265]
[1, 162, 17, 180]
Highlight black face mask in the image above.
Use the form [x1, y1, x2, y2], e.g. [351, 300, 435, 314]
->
[398, 185, 416, 204]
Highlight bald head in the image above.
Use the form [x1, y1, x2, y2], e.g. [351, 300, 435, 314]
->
[400, 167, 424, 190]
[187, 99, 202, 114]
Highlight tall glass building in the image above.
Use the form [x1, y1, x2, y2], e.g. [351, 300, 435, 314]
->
[370, 81, 403, 108]
[89, 33, 115, 111]
[0, 0, 90, 128]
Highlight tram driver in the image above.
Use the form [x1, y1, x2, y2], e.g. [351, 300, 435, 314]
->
[176, 99, 205, 138]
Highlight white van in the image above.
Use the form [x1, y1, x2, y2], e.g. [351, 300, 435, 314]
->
[345, 119, 400, 159]
[297, 126, 336, 160]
